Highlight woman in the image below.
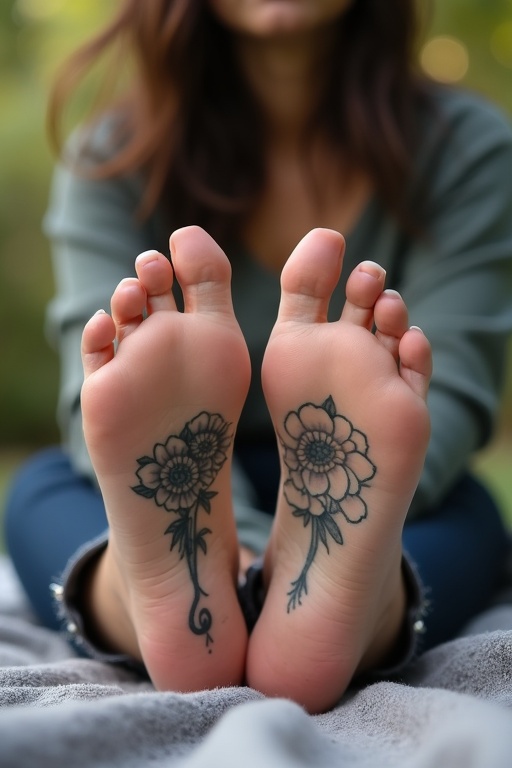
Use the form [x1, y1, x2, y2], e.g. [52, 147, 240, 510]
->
[5, 0, 512, 713]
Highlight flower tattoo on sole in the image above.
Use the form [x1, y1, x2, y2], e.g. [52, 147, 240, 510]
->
[281, 395, 376, 612]
[131, 412, 232, 649]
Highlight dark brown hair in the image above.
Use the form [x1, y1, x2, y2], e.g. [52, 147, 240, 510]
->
[48, 0, 431, 246]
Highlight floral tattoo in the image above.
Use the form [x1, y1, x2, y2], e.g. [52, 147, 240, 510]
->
[131, 412, 232, 649]
[281, 395, 376, 612]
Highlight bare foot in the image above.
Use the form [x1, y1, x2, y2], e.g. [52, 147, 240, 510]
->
[246, 228, 431, 713]
[80, 226, 251, 691]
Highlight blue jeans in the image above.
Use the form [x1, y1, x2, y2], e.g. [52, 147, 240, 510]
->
[4, 446, 510, 652]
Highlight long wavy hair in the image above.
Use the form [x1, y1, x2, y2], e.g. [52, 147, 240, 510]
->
[48, 0, 431, 247]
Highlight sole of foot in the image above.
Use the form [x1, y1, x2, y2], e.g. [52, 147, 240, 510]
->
[246, 228, 431, 713]
[80, 226, 251, 691]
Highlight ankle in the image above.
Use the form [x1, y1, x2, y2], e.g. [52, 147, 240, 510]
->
[357, 555, 408, 673]
[80, 545, 141, 660]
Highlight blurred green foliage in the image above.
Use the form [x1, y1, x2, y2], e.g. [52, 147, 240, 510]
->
[0, 1, 113, 447]
[0, 0, 511, 450]
[429, 0, 512, 112]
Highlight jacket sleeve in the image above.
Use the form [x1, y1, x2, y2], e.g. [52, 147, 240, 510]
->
[44, 137, 163, 481]
[401, 95, 512, 517]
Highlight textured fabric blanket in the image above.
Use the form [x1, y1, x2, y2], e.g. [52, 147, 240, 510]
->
[1, 554, 512, 768]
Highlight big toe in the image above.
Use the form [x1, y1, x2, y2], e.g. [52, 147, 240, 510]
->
[170, 226, 235, 315]
[277, 229, 345, 323]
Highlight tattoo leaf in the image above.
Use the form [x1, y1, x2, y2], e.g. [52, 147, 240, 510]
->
[316, 517, 329, 552]
[327, 498, 341, 515]
[165, 515, 189, 557]
[197, 489, 217, 514]
[179, 425, 193, 443]
[323, 513, 343, 545]
[136, 456, 155, 467]
[131, 484, 157, 500]
[292, 507, 311, 527]
[321, 395, 336, 418]
[196, 527, 212, 555]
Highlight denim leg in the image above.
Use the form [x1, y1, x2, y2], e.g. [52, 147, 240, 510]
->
[403, 473, 510, 653]
[3, 447, 108, 630]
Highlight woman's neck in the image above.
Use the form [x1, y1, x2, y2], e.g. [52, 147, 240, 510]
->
[234, 28, 336, 149]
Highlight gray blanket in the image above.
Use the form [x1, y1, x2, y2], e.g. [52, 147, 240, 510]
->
[2, 555, 512, 768]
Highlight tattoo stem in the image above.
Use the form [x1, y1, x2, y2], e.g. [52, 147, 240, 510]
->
[287, 515, 320, 612]
[186, 499, 213, 645]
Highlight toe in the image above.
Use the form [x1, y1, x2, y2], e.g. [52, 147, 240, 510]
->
[398, 327, 432, 401]
[373, 289, 409, 361]
[135, 250, 177, 313]
[278, 229, 345, 323]
[81, 310, 116, 377]
[341, 261, 386, 330]
[110, 278, 147, 343]
[169, 226, 234, 316]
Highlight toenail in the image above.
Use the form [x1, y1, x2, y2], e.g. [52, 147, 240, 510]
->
[359, 261, 385, 280]
[136, 250, 160, 265]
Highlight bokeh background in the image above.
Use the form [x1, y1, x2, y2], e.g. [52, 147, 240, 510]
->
[1, 0, 512, 546]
